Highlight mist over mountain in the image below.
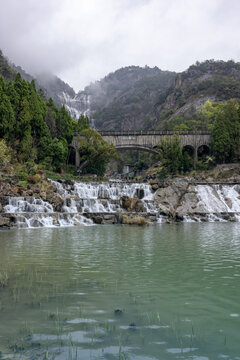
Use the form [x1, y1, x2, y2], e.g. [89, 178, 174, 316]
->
[1, 49, 240, 132]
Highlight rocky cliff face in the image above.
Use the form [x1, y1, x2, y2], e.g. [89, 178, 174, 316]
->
[154, 60, 240, 129]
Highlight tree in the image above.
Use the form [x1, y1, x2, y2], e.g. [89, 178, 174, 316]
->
[157, 134, 185, 174]
[48, 138, 68, 171]
[15, 98, 32, 161]
[0, 139, 11, 166]
[0, 77, 15, 139]
[77, 114, 90, 132]
[78, 128, 117, 176]
[210, 100, 240, 163]
[56, 106, 74, 143]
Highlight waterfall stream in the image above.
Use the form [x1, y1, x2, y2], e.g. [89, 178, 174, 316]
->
[3, 181, 157, 228]
[183, 184, 240, 222]
[3, 181, 240, 228]
[196, 184, 240, 213]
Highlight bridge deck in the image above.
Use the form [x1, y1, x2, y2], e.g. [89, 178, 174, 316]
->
[99, 130, 211, 136]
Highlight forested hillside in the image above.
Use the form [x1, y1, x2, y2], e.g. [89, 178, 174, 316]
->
[0, 72, 115, 176]
[0, 72, 75, 170]
[93, 69, 175, 130]
[2, 49, 240, 135]
[154, 59, 240, 130]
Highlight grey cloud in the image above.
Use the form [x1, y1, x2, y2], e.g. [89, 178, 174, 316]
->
[0, 0, 240, 91]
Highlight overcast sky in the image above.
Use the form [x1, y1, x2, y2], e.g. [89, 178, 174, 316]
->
[0, 0, 240, 92]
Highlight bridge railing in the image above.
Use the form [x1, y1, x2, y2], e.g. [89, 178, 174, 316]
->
[98, 130, 211, 136]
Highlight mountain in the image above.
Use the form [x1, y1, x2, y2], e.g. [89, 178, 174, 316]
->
[75, 66, 175, 129]
[2, 49, 240, 132]
[11, 63, 80, 117]
[153, 59, 240, 130]
[0, 51, 80, 118]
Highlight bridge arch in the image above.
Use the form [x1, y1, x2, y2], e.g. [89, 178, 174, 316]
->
[70, 131, 211, 169]
[115, 144, 160, 155]
[182, 145, 195, 156]
[197, 144, 210, 159]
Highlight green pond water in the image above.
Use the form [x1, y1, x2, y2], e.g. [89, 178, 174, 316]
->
[0, 223, 240, 360]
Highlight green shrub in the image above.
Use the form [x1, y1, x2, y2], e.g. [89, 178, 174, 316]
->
[17, 181, 29, 189]
[27, 174, 41, 184]
[18, 171, 28, 181]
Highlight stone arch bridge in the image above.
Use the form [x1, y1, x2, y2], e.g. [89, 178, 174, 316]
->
[70, 130, 211, 168]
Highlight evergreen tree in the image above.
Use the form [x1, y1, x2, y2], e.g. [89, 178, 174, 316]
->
[48, 138, 68, 171]
[211, 106, 233, 163]
[77, 114, 90, 132]
[56, 106, 73, 143]
[0, 76, 15, 139]
[45, 107, 57, 138]
[16, 98, 32, 160]
[6, 80, 19, 116]
[157, 134, 185, 174]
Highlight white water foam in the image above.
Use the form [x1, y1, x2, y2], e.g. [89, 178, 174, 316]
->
[51, 180, 157, 214]
[4, 197, 53, 213]
[3, 181, 157, 228]
[196, 185, 240, 213]
[15, 213, 93, 228]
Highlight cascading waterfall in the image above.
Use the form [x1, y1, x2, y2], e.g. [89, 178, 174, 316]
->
[3, 181, 157, 228]
[183, 184, 240, 222]
[4, 197, 54, 213]
[196, 184, 240, 212]
[53, 181, 157, 214]
[3, 181, 240, 227]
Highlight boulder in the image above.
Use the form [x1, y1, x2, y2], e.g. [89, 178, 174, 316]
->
[100, 199, 108, 207]
[151, 184, 159, 191]
[103, 214, 116, 224]
[120, 196, 131, 210]
[40, 192, 47, 201]
[122, 215, 147, 225]
[0, 217, 10, 227]
[135, 188, 145, 199]
[92, 215, 103, 224]
[149, 179, 158, 185]
[154, 186, 179, 215]
[51, 194, 64, 212]
[134, 200, 145, 212]
[64, 179, 74, 186]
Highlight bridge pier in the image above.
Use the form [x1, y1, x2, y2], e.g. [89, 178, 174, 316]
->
[193, 148, 198, 169]
[70, 135, 81, 172]
[75, 148, 80, 168]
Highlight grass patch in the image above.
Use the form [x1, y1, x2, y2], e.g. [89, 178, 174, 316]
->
[0, 271, 9, 287]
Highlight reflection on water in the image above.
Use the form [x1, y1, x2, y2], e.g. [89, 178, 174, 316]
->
[0, 223, 240, 359]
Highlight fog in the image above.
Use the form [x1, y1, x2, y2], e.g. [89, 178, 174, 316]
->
[0, 0, 240, 91]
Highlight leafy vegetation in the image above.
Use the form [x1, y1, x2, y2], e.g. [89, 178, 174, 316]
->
[205, 100, 240, 163]
[78, 128, 117, 176]
[0, 72, 115, 177]
[157, 134, 193, 177]
[155, 59, 240, 130]
[156, 98, 240, 178]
